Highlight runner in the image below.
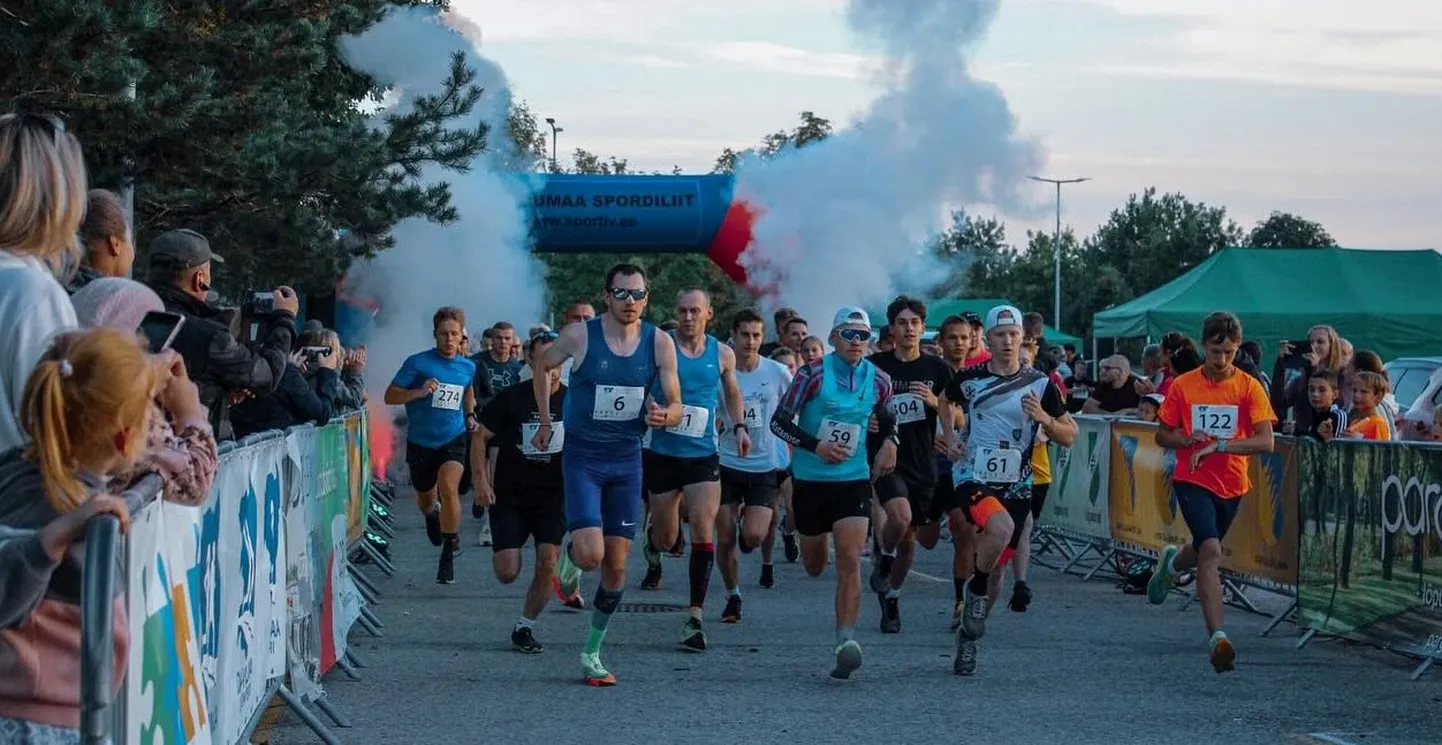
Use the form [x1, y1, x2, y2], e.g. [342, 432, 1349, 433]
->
[471, 330, 582, 654]
[638, 288, 749, 652]
[715, 308, 792, 620]
[771, 306, 898, 679]
[866, 296, 952, 634]
[470, 321, 526, 547]
[384, 306, 479, 584]
[528, 263, 683, 686]
[770, 347, 801, 564]
[921, 314, 980, 630]
[1146, 311, 1275, 673]
[938, 305, 1076, 675]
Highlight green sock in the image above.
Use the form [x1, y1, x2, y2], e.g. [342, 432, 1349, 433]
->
[585, 586, 624, 654]
[584, 626, 608, 655]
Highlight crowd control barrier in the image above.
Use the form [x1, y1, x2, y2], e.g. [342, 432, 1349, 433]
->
[77, 409, 390, 744]
[1034, 415, 1441, 681]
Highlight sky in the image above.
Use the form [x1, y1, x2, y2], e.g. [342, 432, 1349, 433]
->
[455, 0, 1441, 250]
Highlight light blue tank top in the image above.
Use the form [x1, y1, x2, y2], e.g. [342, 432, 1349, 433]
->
[648, 335, 721, 458]
[561, 318, 657, 451]
[791, 354, 877, 482]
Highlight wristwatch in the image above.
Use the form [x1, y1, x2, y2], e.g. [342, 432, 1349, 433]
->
[733, 423, 749, 435]
[1218, 439, 1229, 453]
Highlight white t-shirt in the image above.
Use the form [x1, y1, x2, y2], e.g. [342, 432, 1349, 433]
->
[719, 358, 792, 473]
[0, 252, 77, 452]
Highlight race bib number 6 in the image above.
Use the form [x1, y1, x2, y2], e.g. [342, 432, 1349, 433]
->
[1192, 404, 1238, 440]
[593, 385, 644, 421]
[890, 393, 926, 424]
[818, 417, 861, 449]
[972, 446, 1022, 483]
[431, 383, 463, 411]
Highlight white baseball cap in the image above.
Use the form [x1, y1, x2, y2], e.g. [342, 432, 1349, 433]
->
[831, 306, 872, 330]
[985, 304, 1024, 332]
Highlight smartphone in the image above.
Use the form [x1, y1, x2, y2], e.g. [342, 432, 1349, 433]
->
[137, 311, 186, 352]
[251, 291, 275, 314]
[302, 346, 332, 358]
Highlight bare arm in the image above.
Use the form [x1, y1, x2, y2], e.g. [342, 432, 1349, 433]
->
[384, 383, 428, 406]
[1081, 397, 1102, 414]
[718, 344, 745, 428]
[471, 425, 495, 491]
[1155, 422, 1200, 450]
[1041, 412, 1079, 447]
[534, 324, 584, 426]
[653, 331, 684, 427]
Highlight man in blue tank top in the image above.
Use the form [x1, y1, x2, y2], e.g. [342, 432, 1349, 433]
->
[771, 306, 899, 680]
[637, 288, 749, 652]
[528, 263, 683, 686]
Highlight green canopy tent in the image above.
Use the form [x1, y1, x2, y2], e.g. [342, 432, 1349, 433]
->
[1091, 247, 1442, 361]
[868, 297, 1082, 349]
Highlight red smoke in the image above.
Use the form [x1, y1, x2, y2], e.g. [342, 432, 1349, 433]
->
[367, 399, 395, 481]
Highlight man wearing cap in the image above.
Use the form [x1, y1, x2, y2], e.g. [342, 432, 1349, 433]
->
[938, 304, 1076, 676]
[770, 306, 898, 680]
[145, 228, 299, 440]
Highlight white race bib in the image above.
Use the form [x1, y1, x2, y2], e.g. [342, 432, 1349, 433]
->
[521, 421, 564, 455]
[890, 393, 926, 424]
[743, 405, 762, 431]
[593, 385, 645, 421]
[972, 446, 1022, 483]
[666, 404, 711, 438]
[818, 417, 861, 449]
[1192, 404, 1239, 440]
[431, 383, 463, 411]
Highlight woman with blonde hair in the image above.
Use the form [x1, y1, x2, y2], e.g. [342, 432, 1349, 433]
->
[1270, 324, 1344, 436]
[0, 328, 159, 743]
[0, 113, 87, 452]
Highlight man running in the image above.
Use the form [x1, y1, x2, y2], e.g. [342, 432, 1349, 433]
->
[529, 263, 683, 686]
[771, 306, 898, 679]
[866, 296, 952, 634]
[384, 306, 479, 584]
[470, 321, 526, 547]
[1147, 311, 1275, 673]
[715, 308, 792, 621]
[924, 314, 981, 629]
[639, 289, 749, 652]
[938, 305, 1076, 676]
[472, 330, 581, 654]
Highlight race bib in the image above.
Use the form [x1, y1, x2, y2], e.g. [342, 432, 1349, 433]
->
[890, 393, 926, 424]
[743, 406, 762, 431]
[818, 417, 861, 449]
[666, 404, 711, 438]
[1192, 404, 1238, 440]
[521, 421, 565, 455]
[593, 385, 644, 421]
[972, 446, 1022, 483]
[431, 383, 463, 411]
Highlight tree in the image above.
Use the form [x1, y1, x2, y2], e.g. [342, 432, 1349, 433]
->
[503, 99, 550, 173]
[930, 210, 1011, 298]
[567, 148, 628, 175]
[1084, 188, 1244, 300]
[1245, 211, 1337, 248]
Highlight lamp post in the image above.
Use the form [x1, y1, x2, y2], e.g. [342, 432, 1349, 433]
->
[545, 117, 563, 172]
[1029, 175, 1091, 333]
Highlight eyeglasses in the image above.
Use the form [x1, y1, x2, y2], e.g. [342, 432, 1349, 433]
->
[531, 330, 559, 342]
[837, 327, 872, 344]
[609, 287, 648, 302]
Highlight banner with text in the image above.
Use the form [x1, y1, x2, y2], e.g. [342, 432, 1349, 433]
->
[1298, 439, 1442, 659]
[1220, 437, 1300, 585]
[344, 411, 371, 546]
[1108, 420, 1190, 553]
[1040, 415, 1113, 542]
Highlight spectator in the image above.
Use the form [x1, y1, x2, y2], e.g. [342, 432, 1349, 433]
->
[144, 228, 296, 440]
[1269, 325, 1344, 434]
[1169, 345, 1202, 376]
[1137, 393, 1162, 423]
[1141, 344, 1164, 387]
[0, 113, 85, 452]
[229, 331, 341, 438]
[1083, 355, 1144, 415]
[1291, 369, 1346, 441]
[67, 189, 134, 294]
[0, 328, 158, 740]
[1238, 340, 1270, 389]
[1345, 350, 1399, 439]
[69, 277, 219, 505]
[1157, 332, 1196, 396]
[1345, 371, 1392, 441]
[299, 327, 364, 411]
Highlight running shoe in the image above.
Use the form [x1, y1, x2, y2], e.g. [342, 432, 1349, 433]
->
[436, 548, 455, 584]
[639, 564, 663, 591]
[680, 616, 707, 651]
[511, 626, 544, 654]
[868, 558, 891, 595]
[953, 630, 977, 676]
[1009, 582, 1033, 612]
[759, 563, 774, 589]
[668, 535, 686, 557]
[721, 595, 743, 623]
[552, 577, 586, 609]
[950, 601, 964, 631]
[961, 584, 988, 639]
[830, 639, 863, 680]
[880, 596, 901, 634]
[476, 520, 492, 548]
[556, 541, 582, 597]
[425, 505, 442, 547]
[642, 531, 662, 570]
[581, 652, 616, 686]
[1148, 545, 1179, 605]
[782, 532, 799, 563]
[1209, 630, 1236, 673]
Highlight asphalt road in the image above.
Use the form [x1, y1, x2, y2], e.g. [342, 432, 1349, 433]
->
[270, 486, 1442, 745]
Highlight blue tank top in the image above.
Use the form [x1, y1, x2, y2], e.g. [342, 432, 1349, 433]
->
[648, 335, 721, 458]
[562, 318, 657, 451]
[791, 354, 877, 482]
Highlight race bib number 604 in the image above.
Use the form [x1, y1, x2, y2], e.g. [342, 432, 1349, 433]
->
[593, 385, 644, 421]
[890, 393, 926, 424]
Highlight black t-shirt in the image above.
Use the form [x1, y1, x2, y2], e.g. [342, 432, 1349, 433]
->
[471, 353, 526, 408]
[866, 352, 953, 487]
[478, 381, 566, 505]
[1089, 378, 1143, 412]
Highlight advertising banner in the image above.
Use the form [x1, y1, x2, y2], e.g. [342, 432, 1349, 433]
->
[285, 427, 323, 700]
[344, 410, 371, 546]
[1220, 437, 1300, 585]
[1040, 415, 1113, 542]
[1107, 420, 1190, 553]
[1298, 439, 1442, 659]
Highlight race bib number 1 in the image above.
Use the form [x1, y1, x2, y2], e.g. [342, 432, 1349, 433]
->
[521, 421, 565, 455]
[818, 417, 861, 449]
[593, 385, 644, 421]
[666, 405, 711, 438]
[431, 383, 463, 411]
[1192, 404, 1238, 440]
[972, 446, 1022, 483]
[890, 393, 926, 424]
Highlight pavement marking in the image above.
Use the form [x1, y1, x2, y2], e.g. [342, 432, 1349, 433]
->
[1301, 733, 1365, 745]
[858, 554, 947, 583]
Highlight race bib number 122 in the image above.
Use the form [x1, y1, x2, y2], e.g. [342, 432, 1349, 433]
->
[1192, 404, 1238, 440]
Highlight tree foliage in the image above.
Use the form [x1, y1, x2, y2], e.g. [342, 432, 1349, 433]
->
[1245, 211, 1337, 249]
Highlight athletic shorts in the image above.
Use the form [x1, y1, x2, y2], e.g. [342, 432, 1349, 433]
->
[489, 501, 566, 551]
[405, 436, 468, 493]
[775, 469, 791, 487]
[1175, 481, 1241, 550]
[563, 442, 644, 540]
[956, 481, 1032, 551]
[1030, 482, 1051, 521]
[873, 473, 936, 526]
[791, 479, 872, 537]
[720, 467, 779, 508]
[929, 472, 961, 522]
[643, 450, 721, 495]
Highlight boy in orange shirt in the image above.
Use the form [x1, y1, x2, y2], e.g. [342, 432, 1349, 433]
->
[1146, 311, 1276, 673]
[1345, 372, 1390, 441]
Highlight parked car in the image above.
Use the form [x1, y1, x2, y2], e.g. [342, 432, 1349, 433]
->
[1384, 357, 1442, 440]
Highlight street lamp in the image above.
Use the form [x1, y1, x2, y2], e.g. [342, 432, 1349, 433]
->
[545, 117, 563, 172]
[1029, 175, 1091, 334]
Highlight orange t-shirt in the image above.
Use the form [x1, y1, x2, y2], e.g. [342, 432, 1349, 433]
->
[1347, 412, 1389, 441]
[1156, 367, 1277, 499]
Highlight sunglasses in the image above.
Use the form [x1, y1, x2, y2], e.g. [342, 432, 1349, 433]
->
[837, 327, 872, 344]
[531, 330, 559, 342]
[609, 287, 648, 302]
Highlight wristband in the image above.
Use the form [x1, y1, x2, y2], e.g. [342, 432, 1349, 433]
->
[1218, 439, 1229, 453]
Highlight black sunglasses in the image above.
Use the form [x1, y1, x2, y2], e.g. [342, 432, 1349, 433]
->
[531, 330, 559, 342]
[609, 287, 648, 302]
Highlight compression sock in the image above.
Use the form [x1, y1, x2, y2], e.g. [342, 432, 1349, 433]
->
[878, 550, 896, 579]
[442, 533, 458, 556]
[586, 586, 624, 655]
[954, 577, 967, 603]
[689, 542, 715, 609]
[968, 571, 990, 597]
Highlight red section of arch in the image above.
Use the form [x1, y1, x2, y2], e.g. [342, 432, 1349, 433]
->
[705, 199, 758, 288]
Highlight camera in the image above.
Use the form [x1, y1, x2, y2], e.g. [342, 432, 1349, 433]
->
[302, 345, 332, 359]
[243, 291, 275, 316]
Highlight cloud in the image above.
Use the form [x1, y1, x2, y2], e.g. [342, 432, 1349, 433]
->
[702, 41, 876, 79]
[453, 0, 847, 43]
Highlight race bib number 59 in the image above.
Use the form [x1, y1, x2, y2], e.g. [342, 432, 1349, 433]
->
[818, 418, 861, 448]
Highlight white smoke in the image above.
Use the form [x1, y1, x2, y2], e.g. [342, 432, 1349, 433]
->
[735, 0, 1044, 331]
[340, 6, 546, 391]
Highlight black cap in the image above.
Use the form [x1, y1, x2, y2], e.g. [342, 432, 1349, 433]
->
[148, 229, 225, 270]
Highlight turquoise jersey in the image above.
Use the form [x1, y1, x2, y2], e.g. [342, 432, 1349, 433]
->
[791, 354, 877, 482]
[648, 335, 721, 458]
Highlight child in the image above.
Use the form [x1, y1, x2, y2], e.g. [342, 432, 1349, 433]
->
[1138, 393, 1163, 423]
[771, 347, 799, 377]
[800, 336, 826, 367]
[1298, 369, 1347, 441]
[1345, 371, 1391, 441]
[1431, 406, 1442, 442]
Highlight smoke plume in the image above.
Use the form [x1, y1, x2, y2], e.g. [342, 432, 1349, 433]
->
[340, 7, 546, 391]
[735, 0, 1044, 330]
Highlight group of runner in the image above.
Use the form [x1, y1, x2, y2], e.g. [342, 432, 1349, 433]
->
[384, 262, 1275, 684]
